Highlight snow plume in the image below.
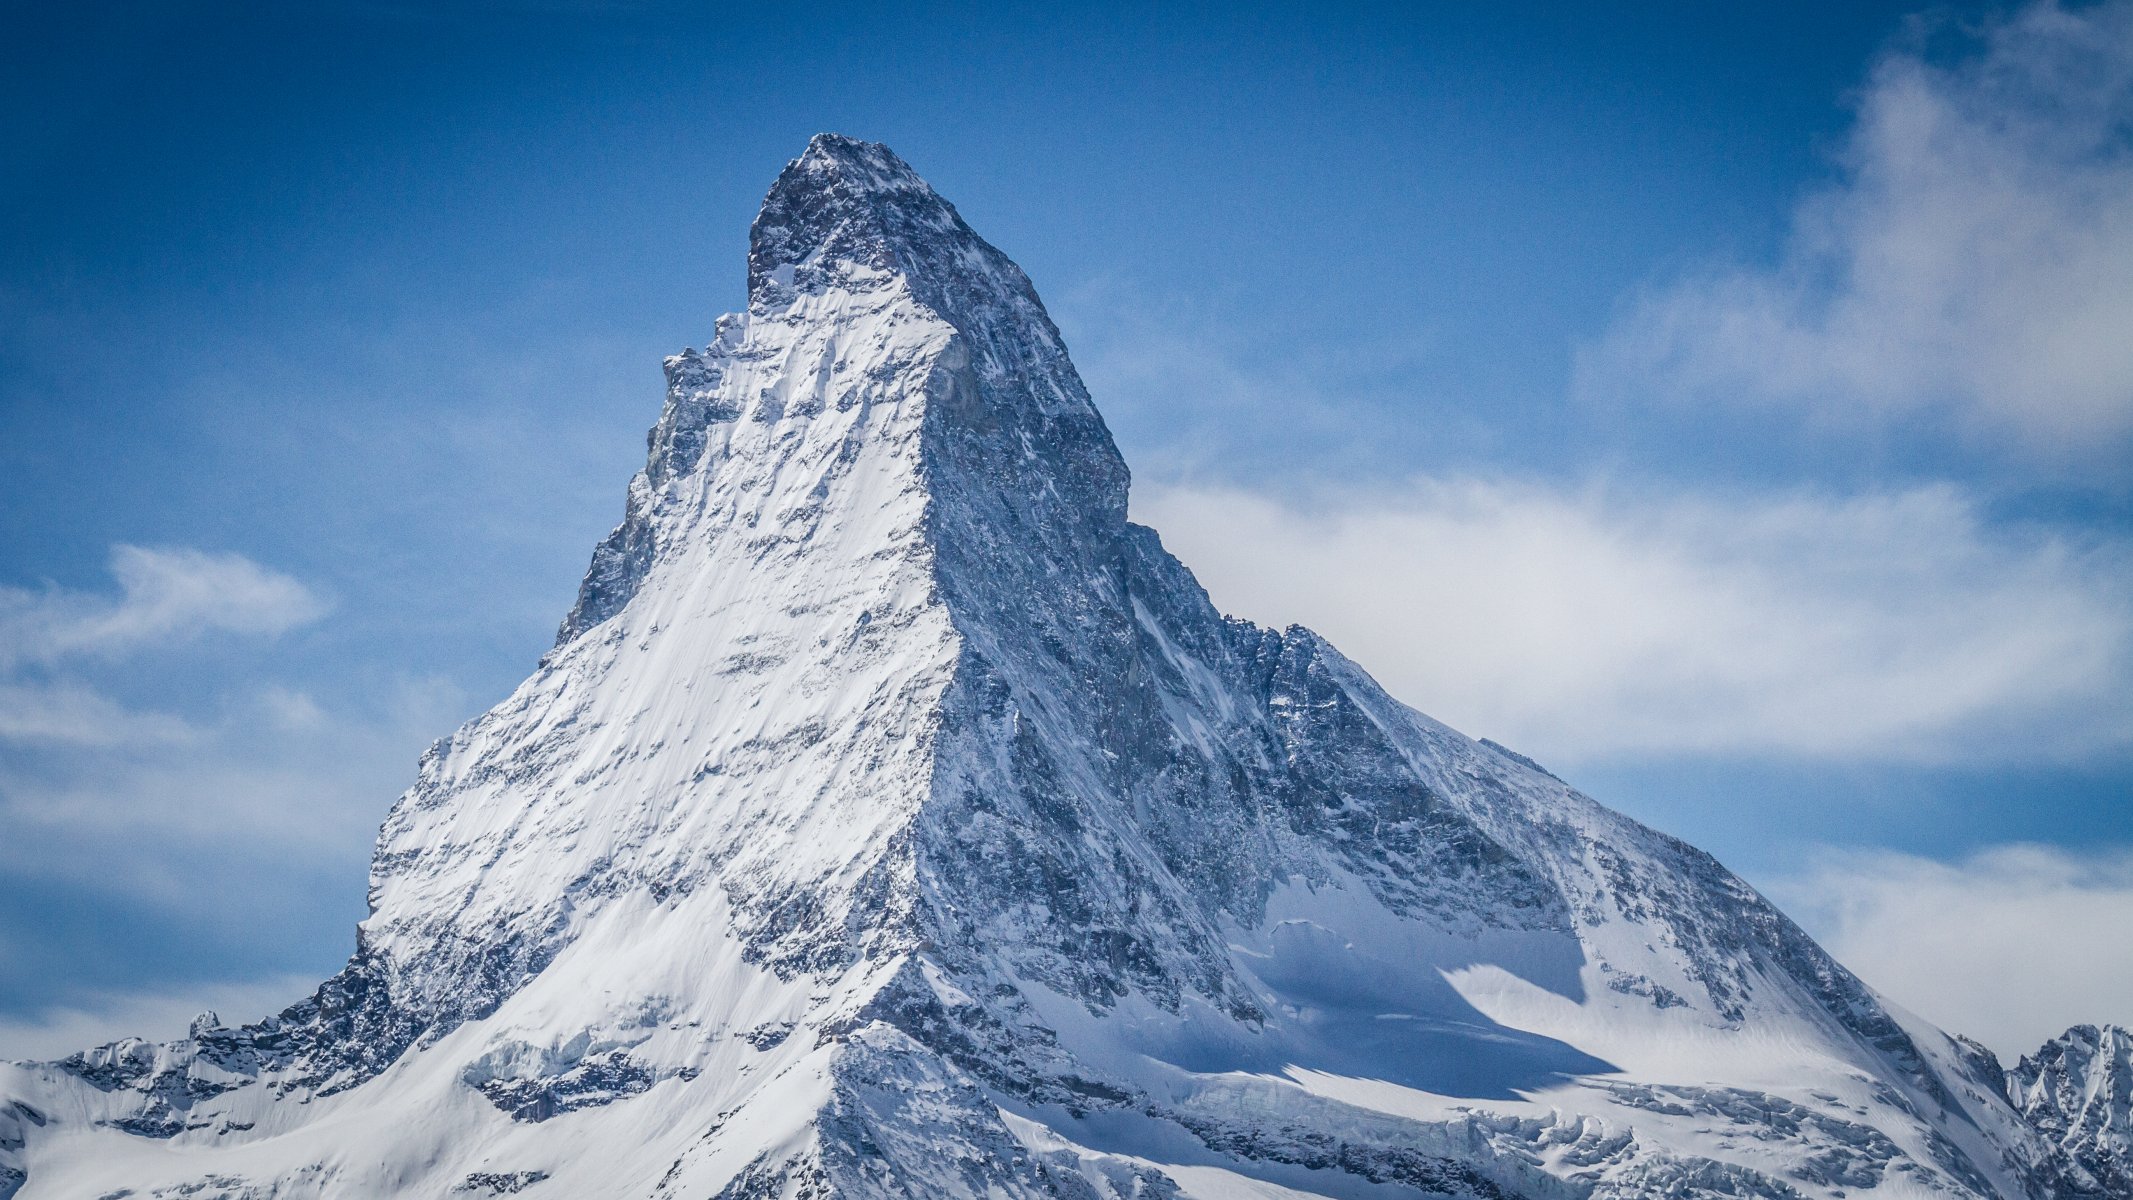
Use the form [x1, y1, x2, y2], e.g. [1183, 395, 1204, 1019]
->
[1135, 477, 2133, 764]
[1580, 0, 2133, 470]
[1769, 844, 2133, 1061]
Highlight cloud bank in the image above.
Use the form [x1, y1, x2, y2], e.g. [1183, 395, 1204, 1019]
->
[1582, 0, 2133, 466]
[1767, 844, 2133, 1061]
[1137, 478, 2132, 764]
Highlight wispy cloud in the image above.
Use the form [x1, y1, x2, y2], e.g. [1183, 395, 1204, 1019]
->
[0, 680, 198, 746]
[0, 973, 319, 1063]
[0, 665, 456, 1061]
[0, 544, 327, 670]
[1138, 477, 2132, 764]
[1580, 0, 2133, 469]
[1766, 843, 2133, 1061]
[0, 673, 465, 904]
[0, 545, 447, 976]
[0, 543, 328, 754]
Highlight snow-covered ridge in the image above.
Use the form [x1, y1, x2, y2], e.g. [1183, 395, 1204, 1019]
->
[0, 133, 2120, 1199]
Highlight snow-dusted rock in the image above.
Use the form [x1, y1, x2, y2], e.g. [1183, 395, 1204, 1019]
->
[2009, 1025, 2133, 1197]
[0, 134, 2116, 1199]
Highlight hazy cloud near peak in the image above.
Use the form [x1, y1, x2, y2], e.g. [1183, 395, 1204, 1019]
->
[0, 973, 319, 1063]
[0, 544, 327, 670]
[1581, 0, 2133, 468]
[1767, 843, 2133, 1061]
[1137, 477, 2133, 764]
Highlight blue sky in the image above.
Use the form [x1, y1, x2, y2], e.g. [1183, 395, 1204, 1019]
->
[3, 1, 2129, 1059]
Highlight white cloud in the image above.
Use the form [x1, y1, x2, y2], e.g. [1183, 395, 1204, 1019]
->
[0, 672, 451, 1063]
[0, 544, 451, 919]
[1581, 0, 2133, 465]
[0, 544, 327, 670]
[0, 543, 329, 751]
[1765, 844, 2133, 1061]
[1136, 477, 2132, 763]
[0, 680, 198, 746]
[0, 973, 318, 1063]
[0, 673, 466, 906]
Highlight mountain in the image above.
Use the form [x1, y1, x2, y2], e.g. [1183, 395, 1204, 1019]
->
[2009, 1025, 2133, 1196]
[0, 134, 2116, 1199]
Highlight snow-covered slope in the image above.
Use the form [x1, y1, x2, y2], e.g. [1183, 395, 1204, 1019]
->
[0, 134, 2115, 1199]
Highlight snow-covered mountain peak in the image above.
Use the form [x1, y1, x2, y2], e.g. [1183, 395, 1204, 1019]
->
[561, 133, 1123, 643]
[2, 135, 2122, 1200]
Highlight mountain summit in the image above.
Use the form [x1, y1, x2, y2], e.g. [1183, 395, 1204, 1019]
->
[1, 134, 2118, 1199]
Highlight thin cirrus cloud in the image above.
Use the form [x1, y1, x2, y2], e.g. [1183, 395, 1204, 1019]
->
[0, 544, 329, 670]
[0, 542, 459, 1055]
[0, 542, 382, 905]
[0, 544, 328, 754]
[0, 680, 198, 747]
[0, 668, 464, 1059]
[1579, 0, 2133, 465]
[1136, 477, 2132, 765]
[1766, 843, 2133, 1061]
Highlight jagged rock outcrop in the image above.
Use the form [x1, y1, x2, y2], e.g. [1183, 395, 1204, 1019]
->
[0, 134, 2113, 1200]
[2009, 1024, 2133, 1196]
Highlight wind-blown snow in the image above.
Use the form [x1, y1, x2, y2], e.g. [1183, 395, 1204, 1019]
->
[0, 134, 2116, 1200]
